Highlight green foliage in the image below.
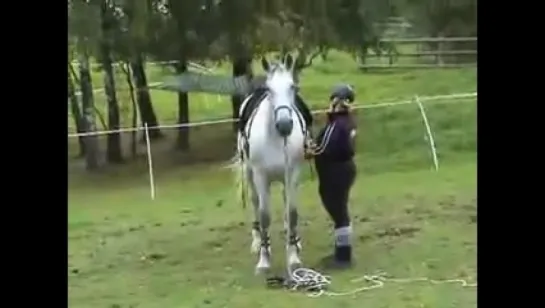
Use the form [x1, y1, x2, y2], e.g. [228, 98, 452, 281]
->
[397, 0, 477, 36]
[69, 0, 101, 55]
[68, 0, 477, 65]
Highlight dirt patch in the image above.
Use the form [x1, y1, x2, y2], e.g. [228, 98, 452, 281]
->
[141, 252, 167, 262]
[212, 221, 245, 233]
[180, 219, 202, 227]
[376, 226, 420, 238]
[359, 225, 421, 243]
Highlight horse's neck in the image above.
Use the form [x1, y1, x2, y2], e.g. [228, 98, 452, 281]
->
[253, 95, 275, 136]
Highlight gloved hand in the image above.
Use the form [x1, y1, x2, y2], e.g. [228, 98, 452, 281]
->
[304, 140, 317, 159]
[329, 97, 352, 113]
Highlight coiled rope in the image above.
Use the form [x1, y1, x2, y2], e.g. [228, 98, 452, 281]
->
[268, 267, 477, 297]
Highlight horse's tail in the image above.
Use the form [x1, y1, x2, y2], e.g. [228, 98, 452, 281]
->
[224, 133, 249, 208]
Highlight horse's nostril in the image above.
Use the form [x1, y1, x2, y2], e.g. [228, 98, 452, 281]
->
[276, 119, 293, 137]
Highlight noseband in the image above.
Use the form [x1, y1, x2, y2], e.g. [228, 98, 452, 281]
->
[274, 105, 293, 120]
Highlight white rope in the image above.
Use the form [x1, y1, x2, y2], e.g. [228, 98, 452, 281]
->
[68, 92, 477, 138]
[288, 268, 477, 298]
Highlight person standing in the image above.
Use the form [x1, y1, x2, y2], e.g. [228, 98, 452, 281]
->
[306, 84, 357, 268]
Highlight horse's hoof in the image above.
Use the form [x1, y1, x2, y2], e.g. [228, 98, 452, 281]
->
[255, 255, 271, 275]
[255, 265, 271, 275]
[288, 256, 303, 271]
[288, 261, 303, 273]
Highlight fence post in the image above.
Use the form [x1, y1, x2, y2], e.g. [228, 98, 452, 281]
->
[144, 122, 156, 200]
[437, 34, 445, 67]
[414, 95, 439, 171]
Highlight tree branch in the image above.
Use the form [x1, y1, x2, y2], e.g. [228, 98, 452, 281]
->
[69, 63, 81, 85]
[296, 48, 321, 71]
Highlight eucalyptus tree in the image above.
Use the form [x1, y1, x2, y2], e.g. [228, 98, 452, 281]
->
[163, 0, 205, 150]
[99, 0, 123, 163]
[112, 0, 164, 141]
[397, 0, 476, 37]
[280, 0, 335, 76]
[217, 0, 260, 132]
[326, 0, 395, 65]
[68, 63, 86, 158]
[69, 0, 101, 170]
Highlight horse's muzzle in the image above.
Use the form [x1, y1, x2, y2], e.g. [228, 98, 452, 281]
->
[275, 118, 293, 137]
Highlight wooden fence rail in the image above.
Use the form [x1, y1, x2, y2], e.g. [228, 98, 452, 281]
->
[360, 36, 477, 70]
[380, 37, 477, 43]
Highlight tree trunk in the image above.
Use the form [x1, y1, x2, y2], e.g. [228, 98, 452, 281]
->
[101, 56, 123, 163]
[175, 60, 190, 151]
[231, 57, 252, 132]
[359, 44, 369, 72]
[123, 62, 138, 157]
[100, 4, 123, 163]
[130, 54, 162, 140]
[78, 53, 100, 170]
[68, 66, 86, 157]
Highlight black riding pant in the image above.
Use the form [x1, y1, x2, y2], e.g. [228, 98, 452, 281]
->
[316, 160, 356, 229]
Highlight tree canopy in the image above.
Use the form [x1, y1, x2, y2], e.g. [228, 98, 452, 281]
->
[68, 0, 476, 170]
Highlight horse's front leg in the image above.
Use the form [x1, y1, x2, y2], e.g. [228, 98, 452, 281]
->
[284, 168, 302, 271]
[253, 170, 272, 274]
[248, 170, 261, 254]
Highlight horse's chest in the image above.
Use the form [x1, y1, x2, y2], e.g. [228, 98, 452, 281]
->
[249, 142, 285, 164]
[248, 140, 303, 168]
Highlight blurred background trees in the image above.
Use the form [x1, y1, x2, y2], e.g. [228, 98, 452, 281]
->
[68, 0, 476, 171]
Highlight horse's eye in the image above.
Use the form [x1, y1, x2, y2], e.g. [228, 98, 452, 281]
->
[291, 84, 300, 92]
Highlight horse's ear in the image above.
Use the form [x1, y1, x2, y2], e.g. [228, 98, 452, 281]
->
[284, 54, 295, 71]
[261, 57, 270, 72]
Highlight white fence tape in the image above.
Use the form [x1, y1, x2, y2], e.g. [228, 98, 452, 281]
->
[67, 91, 476, 138]
[73, 61, 215, 96]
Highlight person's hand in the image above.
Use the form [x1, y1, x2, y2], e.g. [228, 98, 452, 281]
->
[328, 97, 339, 112]
[330, 97, 353, 112]
[343, 101, 353, 112]
[304, 140, 317, 159]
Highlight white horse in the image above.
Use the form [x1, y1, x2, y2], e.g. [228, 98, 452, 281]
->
[234, 54, 308, 274]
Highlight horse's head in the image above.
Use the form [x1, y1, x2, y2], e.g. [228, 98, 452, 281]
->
[261, 54, 299, 138]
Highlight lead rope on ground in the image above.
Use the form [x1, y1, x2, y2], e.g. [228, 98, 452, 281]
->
[282, 268, 477, 297]
[280, 132, 476, 298]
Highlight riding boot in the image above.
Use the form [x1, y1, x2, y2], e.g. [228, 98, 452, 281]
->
[333, 225, 352, 264]
[334, 246, 352, 264]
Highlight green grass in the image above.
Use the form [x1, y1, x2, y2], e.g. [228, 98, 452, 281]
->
[68, 52, 477, 307]
[69, 161, 477, 308]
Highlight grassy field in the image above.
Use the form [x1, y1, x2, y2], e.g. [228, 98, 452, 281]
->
[68, 162, 477, 308]
[68, 50, 476, 130]
[68, 52, 477, 307]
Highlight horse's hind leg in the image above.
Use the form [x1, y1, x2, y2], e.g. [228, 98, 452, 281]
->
[284, 168, 302, 270]
[253, 170, 272, 274]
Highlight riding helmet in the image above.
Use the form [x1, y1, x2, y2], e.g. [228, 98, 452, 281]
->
[329, 84, 355, 103]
